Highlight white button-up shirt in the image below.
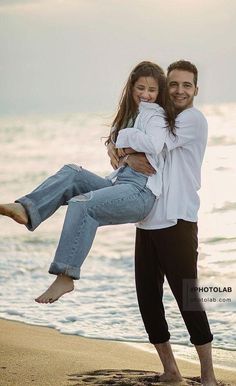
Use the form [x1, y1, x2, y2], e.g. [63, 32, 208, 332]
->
[116, 103, 208, 229]
[109, 102, 166, 197]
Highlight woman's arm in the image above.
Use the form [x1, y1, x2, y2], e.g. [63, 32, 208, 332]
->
[116, 114, 167, 156]
[116, 109, 207, 155]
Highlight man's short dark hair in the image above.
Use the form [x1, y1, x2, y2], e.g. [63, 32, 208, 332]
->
[167, 60, 198, 86]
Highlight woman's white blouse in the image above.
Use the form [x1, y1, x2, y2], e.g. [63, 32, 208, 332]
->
[108, 102, 166, 198]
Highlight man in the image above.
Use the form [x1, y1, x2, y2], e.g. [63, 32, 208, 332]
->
[108, 60, 217, 386]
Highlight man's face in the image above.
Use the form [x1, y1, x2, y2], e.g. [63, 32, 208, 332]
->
[167, 69, 198, 112]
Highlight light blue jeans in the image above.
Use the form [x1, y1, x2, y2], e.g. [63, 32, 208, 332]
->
[16, 164, 156, 279]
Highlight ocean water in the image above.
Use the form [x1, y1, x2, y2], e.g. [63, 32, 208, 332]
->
[0, 104, 236, 365]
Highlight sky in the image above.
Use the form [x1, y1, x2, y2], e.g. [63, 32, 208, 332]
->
[0, 0, 235, 115]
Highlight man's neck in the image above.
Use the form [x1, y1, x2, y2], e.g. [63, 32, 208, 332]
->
[175, 105, 194, 114]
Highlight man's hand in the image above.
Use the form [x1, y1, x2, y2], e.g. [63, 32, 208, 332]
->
[117, 148, 126, 158]
[117, 147, 137, 158]
[107, 142, 119, 169]
[126, 153, 156, 176]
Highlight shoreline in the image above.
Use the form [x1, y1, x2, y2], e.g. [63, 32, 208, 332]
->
[1, 316, 236, 371]
[1, 319, 235, 386]
[125, 342, 236, 372]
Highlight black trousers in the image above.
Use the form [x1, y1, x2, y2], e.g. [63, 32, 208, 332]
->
[135, 220, 213, 345]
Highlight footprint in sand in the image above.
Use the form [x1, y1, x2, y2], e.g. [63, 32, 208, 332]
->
[67, 369, 219, 386]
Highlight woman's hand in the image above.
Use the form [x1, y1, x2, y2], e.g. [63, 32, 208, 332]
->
[117, 148, 126, 157]
[107, 142, 120, 169]
[125, 153, 156, 176]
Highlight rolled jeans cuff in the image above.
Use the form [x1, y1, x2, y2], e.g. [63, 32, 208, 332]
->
[149, 333, 171, 345]
[190, 333, 214, 346]
[15, 197, 42, 231]
[49, 261, 81, 280]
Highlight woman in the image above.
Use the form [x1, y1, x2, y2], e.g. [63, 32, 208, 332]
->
[0, 61, 175, 304]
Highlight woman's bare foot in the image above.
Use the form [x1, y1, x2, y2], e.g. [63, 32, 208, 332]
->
[0, 203, 28, 225]
[35, 275, 74, 304]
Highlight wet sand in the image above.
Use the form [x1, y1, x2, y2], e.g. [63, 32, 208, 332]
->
[0, 319, 235, 385]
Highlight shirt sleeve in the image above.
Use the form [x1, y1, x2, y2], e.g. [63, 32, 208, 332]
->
[116, 108, 207, 155]
[116, 113, 168, 155]
[165, 109, 208, 151]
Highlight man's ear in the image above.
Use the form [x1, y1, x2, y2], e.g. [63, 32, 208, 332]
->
[194, 86, 199, 96]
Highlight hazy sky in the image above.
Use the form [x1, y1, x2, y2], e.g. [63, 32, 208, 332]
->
[0, 0, 235, 115]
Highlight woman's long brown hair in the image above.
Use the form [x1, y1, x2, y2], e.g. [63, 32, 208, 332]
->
[105, 61, 176, 145]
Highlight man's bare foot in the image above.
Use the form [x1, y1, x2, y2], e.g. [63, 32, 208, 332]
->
[201, 380, 218, 386]
[0, 203, 28, 225]
[154, 341, 183, 384]
[35, 275, 74, 304]
[158, 372, 183, 383]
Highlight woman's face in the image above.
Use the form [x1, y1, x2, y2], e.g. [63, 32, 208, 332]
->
[132, 76, 159, 106]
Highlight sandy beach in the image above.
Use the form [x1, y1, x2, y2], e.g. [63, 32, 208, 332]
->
[0, 319, 235, 386]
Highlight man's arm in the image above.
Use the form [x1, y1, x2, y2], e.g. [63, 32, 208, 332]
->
[106, 142, 156, 175]
[122, 153, 156, 175]
[117, 147, 137, 157]
[107, 142, 120, 169]
[107, 143, 138, 168]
